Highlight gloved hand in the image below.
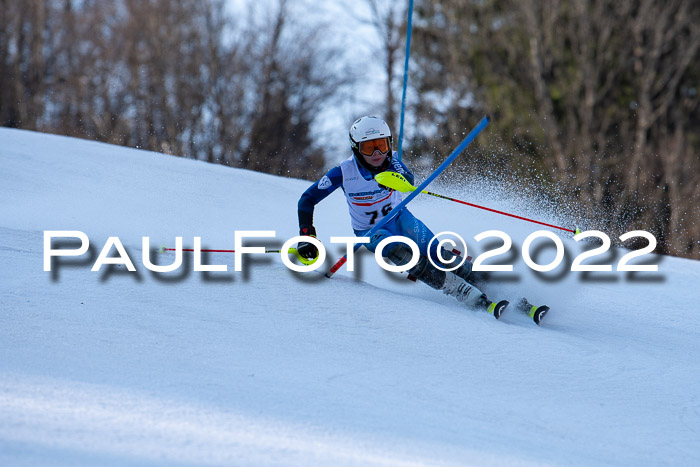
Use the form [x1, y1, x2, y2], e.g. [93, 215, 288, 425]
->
[297, 225, 319, 259]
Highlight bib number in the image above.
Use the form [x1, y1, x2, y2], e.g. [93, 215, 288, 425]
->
[366, 204, 393, 225]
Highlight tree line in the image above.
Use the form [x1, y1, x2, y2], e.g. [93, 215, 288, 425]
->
[1, 0, 352, 178]
[2, 0, 698, 258]
[403, 0, 699, 259]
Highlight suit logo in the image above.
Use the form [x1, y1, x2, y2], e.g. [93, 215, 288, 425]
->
[318, 175, 332, 190]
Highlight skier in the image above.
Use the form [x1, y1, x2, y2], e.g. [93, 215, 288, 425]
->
[295, 115, 509, 318]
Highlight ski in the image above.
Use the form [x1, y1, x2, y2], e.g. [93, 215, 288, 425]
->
[517, 298, 549, 325]
[486, 299, 509, 320]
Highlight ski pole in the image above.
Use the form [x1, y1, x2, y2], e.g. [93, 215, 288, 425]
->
[158, 246, 318, 265]
[374, 171, 580, 235]
[325, 115, 491, 278]
[396, 0, 414, 162]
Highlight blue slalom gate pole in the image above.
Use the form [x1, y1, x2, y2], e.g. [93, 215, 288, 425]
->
[326, 115, 490, 278]
[396, 0, 414, 162]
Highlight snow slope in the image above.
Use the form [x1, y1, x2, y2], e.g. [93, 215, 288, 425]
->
[1, 128, 699, 466]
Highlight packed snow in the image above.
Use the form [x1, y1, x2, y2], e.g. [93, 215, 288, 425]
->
[1, 128, 699, 466]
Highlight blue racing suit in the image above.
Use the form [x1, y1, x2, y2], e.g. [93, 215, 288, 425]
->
[298, 153, 439, 262]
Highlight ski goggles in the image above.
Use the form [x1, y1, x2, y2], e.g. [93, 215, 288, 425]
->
[359, 137, 390, 156]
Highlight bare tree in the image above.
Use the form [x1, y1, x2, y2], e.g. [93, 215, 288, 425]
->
[1, 0, 354, 181]
[409, 0, 699, 258]
[364, 0, 408, 131]
[0, 0, 55, 129]
[239, 0, 354, 178]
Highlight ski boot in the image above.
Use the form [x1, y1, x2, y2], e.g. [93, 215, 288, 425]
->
[388, 244, 507, 319]
[442, 273, 508, 319]
[437, 248, 489, 288]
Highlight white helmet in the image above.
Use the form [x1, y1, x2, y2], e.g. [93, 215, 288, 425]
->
[349, 116, 393, 157]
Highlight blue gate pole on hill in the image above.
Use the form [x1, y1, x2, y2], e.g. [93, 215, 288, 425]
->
[326, 115, 490, 278]
[396, 0, 414, 162]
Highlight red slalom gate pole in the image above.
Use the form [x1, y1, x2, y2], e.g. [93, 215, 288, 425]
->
[159, 246, 319, 266]
[375, 171, 581, 235]
[162, 248, 236, 253]
[423, 190, 579, 234]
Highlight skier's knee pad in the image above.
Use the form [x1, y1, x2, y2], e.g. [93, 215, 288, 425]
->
[387, 244, 446, 290]
[438, 248, 473, 281]
[386, 243, 414, 267]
